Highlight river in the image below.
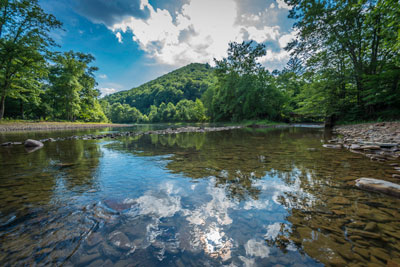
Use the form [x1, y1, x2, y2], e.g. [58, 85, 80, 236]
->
[0, 125, 399, 266]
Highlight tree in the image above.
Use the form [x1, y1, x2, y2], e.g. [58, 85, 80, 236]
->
[285, 0, 400, 119]
[0, 0, 61, 119]
[47, 51, 107, 121]
[211, 41, 283, 121]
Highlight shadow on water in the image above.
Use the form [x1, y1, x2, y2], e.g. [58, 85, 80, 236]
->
[0, 126, 399, 266]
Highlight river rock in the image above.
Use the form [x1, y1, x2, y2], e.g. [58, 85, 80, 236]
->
[108, 231, 133, 251]
[350, 144, 362, 150]
[322, 144, 342, 149]
[355, 178, 400, 198]
[24, 139, 44, 147]
[1, 142, 13, 146]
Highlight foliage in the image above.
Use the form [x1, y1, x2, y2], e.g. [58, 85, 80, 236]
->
[44, 51, 107, 122]
[0, 0, 61, 119]
[108, 98, 207, 123]
[285, 0, 400, 120]
[209, 41, 284, 122]
[103, 63, 216, 114]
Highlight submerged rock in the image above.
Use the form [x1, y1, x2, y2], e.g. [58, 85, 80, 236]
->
[355, 178, 400, 198]
[108, 231, 134, 251]
[24, 139, 44, 148]
[322, 144, 342, 149]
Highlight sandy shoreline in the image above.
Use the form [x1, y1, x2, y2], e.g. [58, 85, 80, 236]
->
[0, 122, 133, 132]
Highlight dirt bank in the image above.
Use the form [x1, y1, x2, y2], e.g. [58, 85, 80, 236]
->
[0, 122, 132, 132]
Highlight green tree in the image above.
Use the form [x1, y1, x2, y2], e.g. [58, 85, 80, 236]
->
[211, 41, 283, 121]
[0, 0, 61, 119]
[286, 0, 400, 120]
[47, 51, 107, 121]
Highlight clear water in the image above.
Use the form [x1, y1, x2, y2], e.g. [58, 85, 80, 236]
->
[0, 126, 399, 266]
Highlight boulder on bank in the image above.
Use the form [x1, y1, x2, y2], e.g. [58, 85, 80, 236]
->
[355, 178, 400, 198]
[24, 139, 44, 148]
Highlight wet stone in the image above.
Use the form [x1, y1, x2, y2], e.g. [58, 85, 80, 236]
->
[101, 242, 120, 258]
[24, 139, 44, 147]
[108, 231, 133, 251]
[77, 253, 101, 266]
[86, 232, 103, 247]
[364, 222, 377, 231]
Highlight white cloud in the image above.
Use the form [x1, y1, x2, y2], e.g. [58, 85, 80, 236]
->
[100, 87, 116, 96]
[278, 31, 296, 48]
[110, 0, 292, 67]
[115, 32, 123, 43]
[99, 74, 108, 79]
[276, 0, 291, 10]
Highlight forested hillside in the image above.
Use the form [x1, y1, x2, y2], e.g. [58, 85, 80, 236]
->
[101, 63, 215, 123]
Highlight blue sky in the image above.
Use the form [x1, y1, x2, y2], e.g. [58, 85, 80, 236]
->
[40, 0, 295, 97]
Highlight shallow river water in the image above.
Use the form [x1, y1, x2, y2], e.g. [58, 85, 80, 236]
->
[0, 126, 399, 266]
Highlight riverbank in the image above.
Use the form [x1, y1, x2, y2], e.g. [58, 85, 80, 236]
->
[327, 122, 400, 177]
[1, 126, 244, 148]
[0, 121, 132, 132]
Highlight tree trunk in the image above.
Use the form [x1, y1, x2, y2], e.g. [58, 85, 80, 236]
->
[0, 94, 6, 120]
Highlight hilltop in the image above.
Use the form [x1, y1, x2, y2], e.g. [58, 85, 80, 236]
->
[103, 63, 216, 114]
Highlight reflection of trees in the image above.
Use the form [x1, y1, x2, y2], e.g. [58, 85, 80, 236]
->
[0, 140, 101, 217]
[107, 127, 400, 265]
[107, 128, 323, 200]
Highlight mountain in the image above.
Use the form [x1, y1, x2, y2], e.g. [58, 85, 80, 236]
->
[103, 63, 216, 114]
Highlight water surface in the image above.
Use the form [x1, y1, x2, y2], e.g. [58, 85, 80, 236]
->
[0, 126, 399, 266]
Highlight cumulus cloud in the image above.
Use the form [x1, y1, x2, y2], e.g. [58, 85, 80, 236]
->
[100, 87, 116, 97]
[276, 0, 291, 10]
[110, 0, 293, 67]
[77, 0, 294, 69]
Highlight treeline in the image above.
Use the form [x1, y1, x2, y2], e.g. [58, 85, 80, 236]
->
[0, 0, 107, 122]
[102, 99, 206, 123]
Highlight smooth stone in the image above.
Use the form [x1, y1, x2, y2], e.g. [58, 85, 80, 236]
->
[86, 232, 103, 247]
[364, 222, 377, 231]
[101, 243, 120, 258]
[370, 247, 390, 262]
[25, 145, 43, 153]
[108, 231, 133, 251]
[346, 228, 381, 239]
[77, 253, 101, 265]
[393, 174, 400, 179]
[354, 247, 370, 259]
[55, 163, 75, 168]
[24, 139, 44, 147]
[350, 144, 362, 150]
[361, 145, 381, 150]
[355, 178, 400, 198]
[323, 144, 342, 149]
[1, 142, 13, 146]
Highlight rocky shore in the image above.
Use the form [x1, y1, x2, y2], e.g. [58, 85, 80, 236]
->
[323, 122, 400, 197]
[1, 126, 244, 149]
[328, 122, 400, 163]
[0, 122, 132, 132]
